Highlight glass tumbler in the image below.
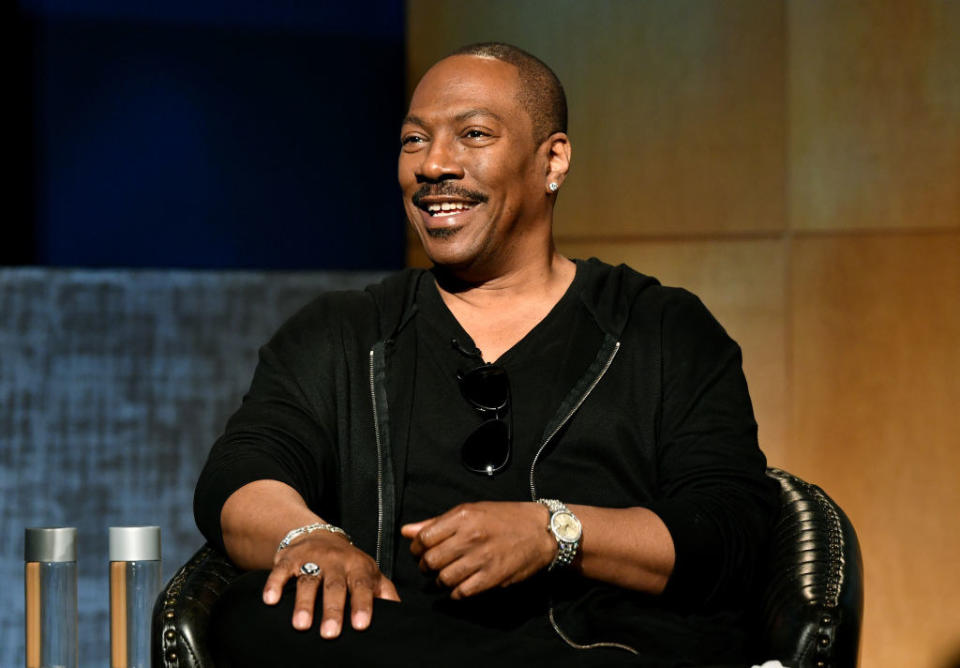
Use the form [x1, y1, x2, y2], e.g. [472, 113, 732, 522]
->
[24, 527, 78, 668]
[109, 526, 161, 668]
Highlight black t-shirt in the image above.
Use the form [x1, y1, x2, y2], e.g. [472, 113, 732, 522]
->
[394, 266, 602, 598]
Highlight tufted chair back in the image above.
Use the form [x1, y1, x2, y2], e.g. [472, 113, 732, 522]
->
[759, 468, 863, 667]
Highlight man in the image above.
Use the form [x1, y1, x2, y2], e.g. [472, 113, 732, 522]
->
[195, 43, 778, 667]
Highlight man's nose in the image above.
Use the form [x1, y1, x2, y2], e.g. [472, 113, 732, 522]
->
[417, 138, 464, 182]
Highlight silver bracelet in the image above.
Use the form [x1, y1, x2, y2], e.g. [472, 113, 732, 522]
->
[276, 523, 351, 552]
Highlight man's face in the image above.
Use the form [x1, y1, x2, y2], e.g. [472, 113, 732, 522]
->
[399, 55, 545, 273]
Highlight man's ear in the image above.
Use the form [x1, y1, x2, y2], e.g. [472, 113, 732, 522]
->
[543, 132, 572, 191]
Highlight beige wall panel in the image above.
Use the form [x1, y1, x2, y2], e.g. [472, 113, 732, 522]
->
[559, 238, 788, 466]
[790, 232, 960, 668]
[789, 1, 960, 232]
[407, 0, 786, 238]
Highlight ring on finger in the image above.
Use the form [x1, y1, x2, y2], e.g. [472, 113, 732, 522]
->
[299, 562, 321, 577]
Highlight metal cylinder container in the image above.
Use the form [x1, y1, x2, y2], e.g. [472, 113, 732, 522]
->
[24, 527, 78, 668]
[108, 526, 161, 668]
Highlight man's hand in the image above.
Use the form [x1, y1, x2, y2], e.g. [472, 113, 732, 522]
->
[400, 501, 556, 599]
[262, 532, 400, 638]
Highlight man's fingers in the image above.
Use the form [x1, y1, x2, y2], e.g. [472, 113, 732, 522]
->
[376, 574, 401, 602]
[292, 572, 322, 630]
[262, 562, 294, 605]
[419, 539, 464, 574]
[406, 512, 460, 557]
[319, 575, 348, 639]
[402, 517, 443, 557]
[348, 576, 376, 630]
[400, 520, 430, 539]
[261, 539, 399, 637]
[450, 568, 489, 600]
[436, 556, 483, 593]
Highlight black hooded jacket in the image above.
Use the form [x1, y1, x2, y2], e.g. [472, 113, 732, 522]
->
[195, 258, 778, 657]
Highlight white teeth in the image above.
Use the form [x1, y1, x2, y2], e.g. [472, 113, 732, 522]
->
[425, 202, 474, 216]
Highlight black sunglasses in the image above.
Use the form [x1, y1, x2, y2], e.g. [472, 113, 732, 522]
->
[457, 363, 511, 476]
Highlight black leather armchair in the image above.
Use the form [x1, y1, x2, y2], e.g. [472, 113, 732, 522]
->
[757, 468, 863, 667]
[153, 468, 863, 667]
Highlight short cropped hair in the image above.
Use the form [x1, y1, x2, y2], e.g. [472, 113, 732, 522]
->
[451, 42, 567, 144]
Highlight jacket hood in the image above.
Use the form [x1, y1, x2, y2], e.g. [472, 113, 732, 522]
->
[364, 259, 661, 343]
[364, 267, 425, 342]
[576, 258, 661, 338]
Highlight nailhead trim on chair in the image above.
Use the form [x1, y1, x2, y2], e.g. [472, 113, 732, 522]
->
[157, 547, 194, 668]
[153, 545, 240, 668]
[763, 467, 863, 668]
[809, 482, 846, 610]
[809, 479, 844, 668]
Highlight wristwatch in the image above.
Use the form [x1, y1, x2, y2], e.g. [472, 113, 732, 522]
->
[538, 499, 582, 570]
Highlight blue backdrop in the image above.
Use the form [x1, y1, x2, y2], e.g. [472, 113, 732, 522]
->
[14, 0, 407, 269]
[1, 268, 388, 666]
[4, 1, 407, 664]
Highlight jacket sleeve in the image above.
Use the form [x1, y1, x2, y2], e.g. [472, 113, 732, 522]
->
[193, 304, 339, 555]
[645, 289, 779, 609]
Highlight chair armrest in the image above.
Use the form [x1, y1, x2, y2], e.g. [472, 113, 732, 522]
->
[761, 468, 864, 668]
[152, 544, 243, 668]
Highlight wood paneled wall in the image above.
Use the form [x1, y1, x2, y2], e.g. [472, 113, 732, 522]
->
[406, 2, 960, 666]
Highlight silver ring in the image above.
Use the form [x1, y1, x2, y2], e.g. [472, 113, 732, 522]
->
[299, 562, 321, 577]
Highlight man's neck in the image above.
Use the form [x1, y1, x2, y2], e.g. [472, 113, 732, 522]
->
[432, 250, 577, 363]
[433, 249, 575, 310]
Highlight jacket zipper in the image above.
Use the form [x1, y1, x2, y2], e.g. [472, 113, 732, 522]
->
[529, 340, 638, 656]
[528, 340, 621, 498]
[368, 347, 385, 568]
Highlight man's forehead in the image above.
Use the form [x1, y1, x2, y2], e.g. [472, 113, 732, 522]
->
[421, 53, 517, 83]
[409, 55, 520, 110]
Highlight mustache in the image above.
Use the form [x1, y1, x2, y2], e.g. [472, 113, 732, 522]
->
[411, 183, 489, 208]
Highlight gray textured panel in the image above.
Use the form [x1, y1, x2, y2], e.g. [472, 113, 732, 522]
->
[0, 268, 386, 666]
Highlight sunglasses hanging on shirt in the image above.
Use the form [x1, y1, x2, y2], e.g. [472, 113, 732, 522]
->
[457, 363, 511, 476]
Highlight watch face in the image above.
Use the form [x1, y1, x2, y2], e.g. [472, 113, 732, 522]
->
[551, 511, 582, 542]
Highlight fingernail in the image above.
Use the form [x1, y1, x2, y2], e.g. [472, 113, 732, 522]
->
[263, 589, 278, 605]
[294, 611, 310, 629]
[321, 620, 339, 638]
[353, 610, 370, 629]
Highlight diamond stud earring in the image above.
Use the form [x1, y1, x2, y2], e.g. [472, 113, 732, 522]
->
[548, 182, 559, 193]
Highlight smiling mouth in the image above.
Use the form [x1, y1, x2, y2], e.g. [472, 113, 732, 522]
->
[425, 201, 477, 217]
[412, 184, 488, 220]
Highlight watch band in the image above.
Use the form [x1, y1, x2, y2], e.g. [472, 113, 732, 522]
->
[537, 499, 581, 570]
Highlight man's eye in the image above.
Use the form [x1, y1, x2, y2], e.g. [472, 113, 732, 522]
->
[464, 130, 489, 139]
[402, 136, 424, 146]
